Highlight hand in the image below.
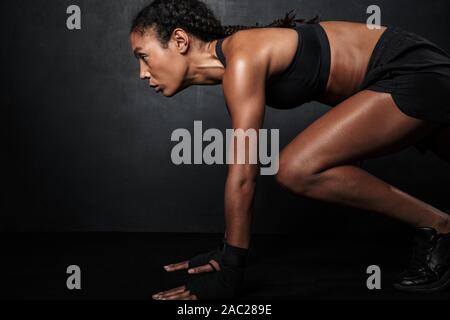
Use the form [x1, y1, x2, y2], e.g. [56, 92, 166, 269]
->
[163, 259, 221, 274]
[153, 243, 249, 300]
[152, 285, 198, 300]
[163, 245, 224, 274]
[152, 265, 243, 300]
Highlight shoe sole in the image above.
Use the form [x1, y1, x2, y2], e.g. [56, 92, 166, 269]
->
[393, 268, 450, 293]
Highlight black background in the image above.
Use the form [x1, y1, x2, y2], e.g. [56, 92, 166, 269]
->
[3, 0, 450, 235]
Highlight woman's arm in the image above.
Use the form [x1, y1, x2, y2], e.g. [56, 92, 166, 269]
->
[153, 49, 268, 301]
[222, 53, 267, 249]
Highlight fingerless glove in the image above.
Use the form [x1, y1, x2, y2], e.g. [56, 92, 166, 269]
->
[188, 238, 226, 269]
[185, 243, 249, 300]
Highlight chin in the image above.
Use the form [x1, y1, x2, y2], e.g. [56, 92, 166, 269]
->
[164, 87, 183, 98]
[163, 90, 175, 97]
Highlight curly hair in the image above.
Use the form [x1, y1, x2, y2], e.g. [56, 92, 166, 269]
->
[130, 0, 319, 47]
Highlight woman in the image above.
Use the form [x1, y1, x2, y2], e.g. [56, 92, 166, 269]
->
[129, 0, 450, 300]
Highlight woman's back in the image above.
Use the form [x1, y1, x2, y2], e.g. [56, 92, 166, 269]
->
[217, 21, 387, 107]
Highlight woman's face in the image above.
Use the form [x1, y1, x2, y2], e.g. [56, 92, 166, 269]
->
[130, 28, 188, 97]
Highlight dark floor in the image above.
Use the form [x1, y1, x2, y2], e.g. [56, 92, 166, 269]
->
[1, 232, 449, 300]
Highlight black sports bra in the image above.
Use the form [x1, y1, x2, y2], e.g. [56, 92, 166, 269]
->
[215, 23, 331, 109]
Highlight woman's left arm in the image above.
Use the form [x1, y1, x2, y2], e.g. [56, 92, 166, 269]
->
[221, 53, 267, 250]
[153, 53, 268, 300]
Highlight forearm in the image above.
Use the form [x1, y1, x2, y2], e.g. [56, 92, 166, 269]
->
[223, 173, 256, 249]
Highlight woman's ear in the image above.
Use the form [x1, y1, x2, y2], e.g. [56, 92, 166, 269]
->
[172, 28, 190, 54]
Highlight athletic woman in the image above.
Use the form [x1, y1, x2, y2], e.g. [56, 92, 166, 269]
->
[129, 0, 450, 300]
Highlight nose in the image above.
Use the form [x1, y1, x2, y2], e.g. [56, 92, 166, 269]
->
[139, 61, 151, 80]
[140, 69, 151, 80]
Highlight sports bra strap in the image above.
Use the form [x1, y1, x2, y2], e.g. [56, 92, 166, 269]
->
[215, 38, 227, 67]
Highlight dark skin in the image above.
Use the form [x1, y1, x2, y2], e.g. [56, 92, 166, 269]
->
[130, 21, 450, 300]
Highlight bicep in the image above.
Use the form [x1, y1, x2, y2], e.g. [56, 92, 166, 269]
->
[223, 57, 266, 129]
[222, 57, 267, 179]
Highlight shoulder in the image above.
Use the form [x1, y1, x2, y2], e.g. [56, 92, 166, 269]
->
[220, 27, 300, 87]
[219, 31, 270, 95]
[221, 29, 271, 72]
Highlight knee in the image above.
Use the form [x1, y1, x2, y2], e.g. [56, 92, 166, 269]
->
[275, 159, 318, 195]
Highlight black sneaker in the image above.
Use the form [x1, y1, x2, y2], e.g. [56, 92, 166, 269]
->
[394, 227, 450, 293]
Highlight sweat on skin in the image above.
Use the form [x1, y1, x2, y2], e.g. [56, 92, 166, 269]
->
[170, 120, 279, 175]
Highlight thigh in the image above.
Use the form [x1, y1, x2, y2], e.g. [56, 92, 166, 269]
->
[279, 90, 439, 173]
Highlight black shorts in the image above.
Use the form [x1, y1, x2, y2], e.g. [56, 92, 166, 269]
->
[357, 26, 450, 154]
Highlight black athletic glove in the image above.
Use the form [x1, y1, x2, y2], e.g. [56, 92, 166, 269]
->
[185, 242, 249, 300]
[188, 238, 226, 269]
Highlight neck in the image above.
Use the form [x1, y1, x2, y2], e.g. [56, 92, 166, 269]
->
[184, 39, 225, 86]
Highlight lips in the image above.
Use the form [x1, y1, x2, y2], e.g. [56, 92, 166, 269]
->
[150, 83, 161, 93]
